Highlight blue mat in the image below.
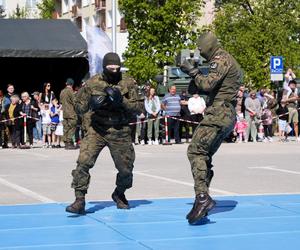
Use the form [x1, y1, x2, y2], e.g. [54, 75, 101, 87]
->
[1, 194, 300, 249]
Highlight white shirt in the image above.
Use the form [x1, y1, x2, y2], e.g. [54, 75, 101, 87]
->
[41, 110, 51, 124]
[188, 96, 206, 115]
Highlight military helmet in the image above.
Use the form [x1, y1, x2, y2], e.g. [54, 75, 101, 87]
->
[196, 31, 220, 61]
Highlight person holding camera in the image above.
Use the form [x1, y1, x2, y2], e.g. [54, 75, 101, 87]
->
[66, 52, 143, 214]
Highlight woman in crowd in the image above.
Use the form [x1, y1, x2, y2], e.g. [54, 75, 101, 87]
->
[5, 95, 22, 148]
[39, 82, 55, 105]
[0, 90, 4, 148]
[20, 92, 39, 147]
[144, 87, 161, 145]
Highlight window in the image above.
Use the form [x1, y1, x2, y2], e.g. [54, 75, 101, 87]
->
[0, 0, 6, 8]
[26, 0, 37, 8]
[62, 0, 69, 13]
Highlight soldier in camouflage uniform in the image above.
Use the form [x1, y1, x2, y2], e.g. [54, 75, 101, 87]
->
[59, 78, 77, 150]
[66, 52, 142, 214]
[180, 32, 242, 224]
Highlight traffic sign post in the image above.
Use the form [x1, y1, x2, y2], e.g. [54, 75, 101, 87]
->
[270, 56, 283, 81]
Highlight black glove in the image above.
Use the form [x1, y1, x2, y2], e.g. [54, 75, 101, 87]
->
[105, 86, 123, 107]
[180, 59, 199, 78]
[89, 95, 108, 111]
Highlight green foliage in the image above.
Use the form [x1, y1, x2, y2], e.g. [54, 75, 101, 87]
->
[10, 4, 29, 18]
[212, 0, 300, 89]
[37, 0, 56, 19]
[119, 0, 204, 83]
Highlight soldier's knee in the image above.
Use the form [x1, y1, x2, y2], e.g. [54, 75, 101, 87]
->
[71, 169, 90, 189]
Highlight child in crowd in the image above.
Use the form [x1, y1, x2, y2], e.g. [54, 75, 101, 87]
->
[261, 105, 274, 142]
[41, 103, 52, 148]
[276, 99, 289, 142]
[54, 105, 63, 148]
[234, 113, 248, 143]
[50, 98, 61, 148]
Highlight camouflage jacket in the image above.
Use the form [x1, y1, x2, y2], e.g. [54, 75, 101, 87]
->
[75, 74, 143, 126]
[194, 48, 242, 107]
[59, 86, 76, 119]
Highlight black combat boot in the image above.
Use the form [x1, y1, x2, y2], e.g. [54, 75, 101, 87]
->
[111, 189, 129, 209]
[186, 170, 214, 220]
[187, 193, 216, 225]
[65, 197, 86, 214]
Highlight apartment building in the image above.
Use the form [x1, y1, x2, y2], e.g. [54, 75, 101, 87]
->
[54, 0, 128, 57]
[0, 0, 41, 18]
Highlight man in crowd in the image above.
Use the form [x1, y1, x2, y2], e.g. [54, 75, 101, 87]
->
[244, 90, 261, 142]
[161, 85, 183, 144]
[59, 78, 78, 150]
[2, 84, 15, 148]
[66, 52, 143, 214]
[283, 80, 299, 141]
[180, 31, 242, 224]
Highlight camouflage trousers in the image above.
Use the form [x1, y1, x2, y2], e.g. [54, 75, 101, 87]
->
[187, 103, 236, 195]
[71, 126, 135, 197]
[63, 118, 77, 144]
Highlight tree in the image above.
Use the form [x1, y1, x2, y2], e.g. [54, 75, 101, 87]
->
[119, 0, 204, 83]
[37, 0, 56, 19]
[211, 0, 300, 89]
[10, 4, 29, 19]
[0, 5, 6, 18]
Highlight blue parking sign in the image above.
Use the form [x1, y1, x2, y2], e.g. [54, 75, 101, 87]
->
[270, 56, 283, 74]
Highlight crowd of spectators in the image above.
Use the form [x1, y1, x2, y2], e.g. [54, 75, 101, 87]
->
[0, 68, 299, 149]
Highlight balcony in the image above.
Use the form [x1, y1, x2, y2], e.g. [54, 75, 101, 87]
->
[95, 0, 106, 10]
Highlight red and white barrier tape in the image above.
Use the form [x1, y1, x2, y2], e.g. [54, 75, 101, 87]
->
[0, 115, 39, 124]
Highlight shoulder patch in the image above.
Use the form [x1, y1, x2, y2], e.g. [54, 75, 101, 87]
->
[210, 62, 218, 69]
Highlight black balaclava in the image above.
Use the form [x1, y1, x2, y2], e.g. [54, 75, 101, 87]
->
[196, 32, 221, 61]
[102, 52, 122, 85]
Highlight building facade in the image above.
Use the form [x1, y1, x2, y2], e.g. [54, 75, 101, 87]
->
[55, 0, 128, 58]
[0, 0, 42, 18]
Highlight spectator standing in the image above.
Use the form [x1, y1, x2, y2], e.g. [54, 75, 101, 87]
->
[50, 99, 61, 148]
[3, 84, 15, 108]
[276, 100, 289, 142]
[59, 78, 77, 150]
[179, 90, 191, 143]
[245, 90, 261, 142]
[39, 82, 55, 105]
[20, 92, 38, 147]
[283, 68, 297, 98]
[261, 91, 277, 142]
[188, 93, 206, 133]
[2, 84, 15, 148]
[0, 90, 4, 148]
[144, 87, 160, 145]
[5, 95, 22, 148]
[32, 92, 42, 142]
[283, 80, 299, 141]
[236, 85, 246, 116]
[162, 85, 183, 144]
[41, 103, 52, 148]
[234, 114, 248, 143]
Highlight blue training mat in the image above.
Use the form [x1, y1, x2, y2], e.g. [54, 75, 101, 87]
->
[0, 194, 300, 250]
